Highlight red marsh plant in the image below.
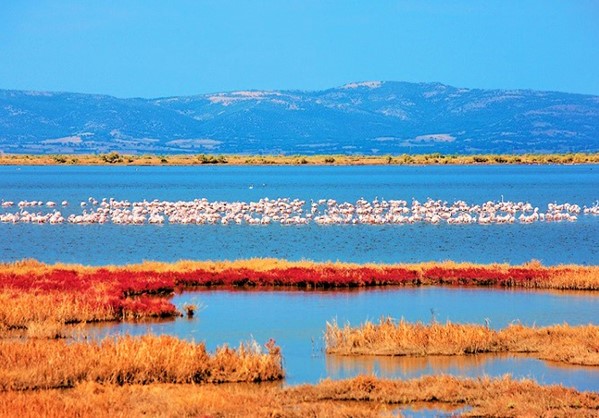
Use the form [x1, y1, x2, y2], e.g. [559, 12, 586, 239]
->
[0, 259, 596, 331]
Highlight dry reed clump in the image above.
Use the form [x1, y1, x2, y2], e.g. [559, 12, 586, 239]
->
[0, 375, 597, 418]
[0, 291, 118, 337]
[0, 291, 116, 325]
[0, 335, 283, 391]
[543, 266, 599, 291]
[325, 319, 599, 366]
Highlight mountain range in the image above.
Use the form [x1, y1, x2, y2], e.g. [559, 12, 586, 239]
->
[1, 81, 598, 155]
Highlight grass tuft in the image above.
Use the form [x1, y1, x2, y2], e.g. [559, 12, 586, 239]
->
[0, 335, 283, 391]
[325, 318, 599, 366]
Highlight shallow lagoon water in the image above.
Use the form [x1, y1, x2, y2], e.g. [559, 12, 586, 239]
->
[89, 287, 599, 391]
[0, 165, 598, 265]
[2, 221, 597, 265]
[1, 164, 597, 205]
[2, 165, 598, 391]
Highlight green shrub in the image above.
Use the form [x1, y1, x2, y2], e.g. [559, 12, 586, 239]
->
[101, 152, 123, 164]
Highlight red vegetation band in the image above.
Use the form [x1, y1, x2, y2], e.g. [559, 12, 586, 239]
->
[0, 262, 573, 320]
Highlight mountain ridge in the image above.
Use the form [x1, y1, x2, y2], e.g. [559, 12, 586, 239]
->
[1, 81, 598, 155]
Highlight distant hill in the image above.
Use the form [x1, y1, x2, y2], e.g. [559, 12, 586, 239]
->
[1, 81, 598, 155]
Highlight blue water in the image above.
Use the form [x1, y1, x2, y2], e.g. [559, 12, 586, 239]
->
[88, 288, 599, 390]
[0, 165, 598, 265]
[1, 164, 597, 205]
[2, 165, 598, 390]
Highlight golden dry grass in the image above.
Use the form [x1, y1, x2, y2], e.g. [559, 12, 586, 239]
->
[325, 319, 599, 366]
[1, 152, 598, 166]
[291, 375, 599, 417]
[0, 335, 283, 391]
[0, 381, 391, 418]
[0, 291, 116, 328]
[0, 375, 597, 417]
[0, 289, 175, 337]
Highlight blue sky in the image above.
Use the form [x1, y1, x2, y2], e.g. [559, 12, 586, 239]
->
[1, 1, 598, 97]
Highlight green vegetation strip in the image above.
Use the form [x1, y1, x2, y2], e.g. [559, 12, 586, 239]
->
[1, 152, 598, 166]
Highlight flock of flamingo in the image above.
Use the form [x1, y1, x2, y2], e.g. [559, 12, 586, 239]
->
[1, 197, 598, 226]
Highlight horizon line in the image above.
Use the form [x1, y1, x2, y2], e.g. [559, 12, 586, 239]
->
[1, 80, 598, 100]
